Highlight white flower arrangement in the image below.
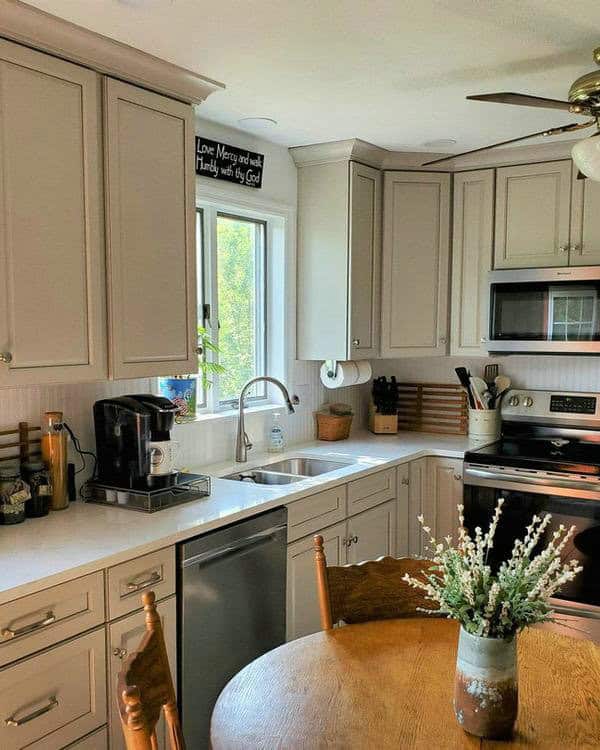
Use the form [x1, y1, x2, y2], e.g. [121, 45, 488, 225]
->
[403, 498, 583, 639]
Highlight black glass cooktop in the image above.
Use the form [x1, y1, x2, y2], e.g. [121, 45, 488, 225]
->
[465, 436, 600, 475]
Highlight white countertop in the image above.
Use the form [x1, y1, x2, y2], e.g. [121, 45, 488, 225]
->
[0, 431, 479, 605]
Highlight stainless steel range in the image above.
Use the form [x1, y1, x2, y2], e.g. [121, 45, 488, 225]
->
[464, 389, 600, 643]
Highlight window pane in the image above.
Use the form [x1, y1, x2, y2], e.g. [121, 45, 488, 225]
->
[216, 215, 265, 403]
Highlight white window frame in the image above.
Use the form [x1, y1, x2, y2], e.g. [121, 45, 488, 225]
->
[197, 203, 270, 412]
[548, 286, 598, 341]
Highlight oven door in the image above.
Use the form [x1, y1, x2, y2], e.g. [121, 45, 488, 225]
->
[488, 267, 600, 353]
[463, 473, 600, 638]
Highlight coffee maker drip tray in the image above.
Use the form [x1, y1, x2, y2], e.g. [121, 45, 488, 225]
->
[82, 473, 211, 513]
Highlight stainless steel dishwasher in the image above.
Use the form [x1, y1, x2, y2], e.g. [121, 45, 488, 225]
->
[178, 507, 287, 748]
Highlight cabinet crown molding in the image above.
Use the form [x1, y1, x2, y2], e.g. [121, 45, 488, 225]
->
[290, 138, 388, 168]
[0, 0, 224, 104]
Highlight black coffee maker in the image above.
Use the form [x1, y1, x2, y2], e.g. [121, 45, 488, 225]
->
[93, 394, 179, 489]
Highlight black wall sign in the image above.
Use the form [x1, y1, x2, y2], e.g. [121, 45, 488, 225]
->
[195, 137, 264, 189]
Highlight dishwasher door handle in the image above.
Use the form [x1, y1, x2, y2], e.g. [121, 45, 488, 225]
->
[181, 523, 287, 568]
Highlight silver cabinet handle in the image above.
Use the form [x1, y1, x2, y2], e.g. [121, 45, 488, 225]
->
[5, 695, 58, 727]
[401, 477, 410, 485]
[480, 336, 487, 343]
[0, 352, 12, 364]
[352, 535, 358, 544]
[1, 611, 56, 640]
[571, 244, 581, 253]
[113, 647, 128, 659]
[559, 245, 569, 253]
[439, 336, 447, 345]
[352, 339, 360, 347]
[453, 473, 462, 481]
[126, 570, 161, 592]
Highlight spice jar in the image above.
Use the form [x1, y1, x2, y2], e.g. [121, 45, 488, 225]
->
[0, 464, 29, 524]
[22, 460, 51, 518]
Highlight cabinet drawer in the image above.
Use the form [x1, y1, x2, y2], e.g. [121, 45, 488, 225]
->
[348, 467, 396, 513]
[0, 628, 107, 750]
[107, 548, 175, 620]
[287, 486, 347, 542]
[0, 572, 105, 668]
[65, 727, 108, 750]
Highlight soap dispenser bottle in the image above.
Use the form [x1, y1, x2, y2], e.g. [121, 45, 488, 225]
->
[268, 412, 285, 453]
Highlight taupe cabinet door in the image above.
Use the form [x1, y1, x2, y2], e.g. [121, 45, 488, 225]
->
[381, 171, 450, 357]
[108, 596, 176, 750]
[104, 79, 198, 378]
[570, 162, 600, 266]
[0, 39, 106, 386]
[494, 160, 572, 269]
[451, 169, 494, 355]
[296, 160, 381, 361]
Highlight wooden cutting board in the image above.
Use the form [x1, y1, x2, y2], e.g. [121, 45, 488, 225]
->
[396, 382, 468, 435]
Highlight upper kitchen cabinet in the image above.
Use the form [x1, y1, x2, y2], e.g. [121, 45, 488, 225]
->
[494, 160, 572, 269]
[296, 160, 381, 361]
[570, 162, 600, 266]
[380, 171, 450, 358]
[450, 169, 494, 356]
[103, 79, 198, 379]
[0, 39, 107, 386]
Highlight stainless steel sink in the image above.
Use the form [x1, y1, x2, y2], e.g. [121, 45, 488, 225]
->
[223, 456, 352, 485]
[257, 457, 351, 476]
[223, 469, 301, 485]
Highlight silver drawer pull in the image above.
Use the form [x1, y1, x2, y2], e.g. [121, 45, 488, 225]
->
[126, 570, 161, 592]
[5, 695, 58, 727]
[1, 611, 56, 640]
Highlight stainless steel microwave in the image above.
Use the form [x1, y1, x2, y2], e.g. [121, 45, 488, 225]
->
[488, 266, 600, 353]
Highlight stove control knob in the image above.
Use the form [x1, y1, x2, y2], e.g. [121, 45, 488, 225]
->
[508, 395, 520, 407]
[523, 396, 533, 408]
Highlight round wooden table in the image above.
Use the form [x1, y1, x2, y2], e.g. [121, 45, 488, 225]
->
[211, 618, 600, 749]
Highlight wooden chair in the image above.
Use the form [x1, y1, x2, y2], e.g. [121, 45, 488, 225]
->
[117, 591, 185, 750]
[313, 535, 437, 629]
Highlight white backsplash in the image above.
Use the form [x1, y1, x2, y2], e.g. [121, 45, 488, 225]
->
[0, 364, 366, 480]
[371, 355, 600, 392]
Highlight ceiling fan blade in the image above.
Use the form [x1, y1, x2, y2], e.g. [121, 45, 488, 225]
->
[422, 122, 593, 166]
[467, 93, 574, 111]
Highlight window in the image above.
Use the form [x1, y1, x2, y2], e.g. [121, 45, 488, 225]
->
[197, 206, 268, 410]
[548, 287, 598, 341]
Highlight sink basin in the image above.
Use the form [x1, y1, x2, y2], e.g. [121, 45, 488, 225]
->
[223, 457, 352, 485]
[257, 457, 351, 476]
[223, 469, 301, 485]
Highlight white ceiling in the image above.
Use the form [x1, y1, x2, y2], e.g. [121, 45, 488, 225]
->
[24, 0, 600, 153]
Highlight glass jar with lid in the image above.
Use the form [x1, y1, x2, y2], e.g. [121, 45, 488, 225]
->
[21, 460, 51, 518]
[0, 463, 29, 524]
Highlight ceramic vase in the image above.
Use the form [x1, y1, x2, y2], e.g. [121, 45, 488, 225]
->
[454, 626, 518, 739]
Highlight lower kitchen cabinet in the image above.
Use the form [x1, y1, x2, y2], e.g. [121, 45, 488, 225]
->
[108, 595, 177, 750]
[408, 457, 463, 556]
[286, 521, 346, 640]
[66, 727, 108, 750]
[0, 628, 106, 750]
[397, 462, 410, 556]
[286, 499, 397, 640]
[346, 500, 396, 564]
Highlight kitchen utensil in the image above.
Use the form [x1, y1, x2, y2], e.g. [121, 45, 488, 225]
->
[484, 364, 499, 387]
[455, 367, 475, 409]
[470, 376, 489, 410]
[494, 375, 511, 404]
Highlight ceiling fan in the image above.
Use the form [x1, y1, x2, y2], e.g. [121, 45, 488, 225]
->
[423, 46, 600, 180]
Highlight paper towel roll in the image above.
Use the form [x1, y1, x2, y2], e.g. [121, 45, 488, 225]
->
[320, 360, 372, 389]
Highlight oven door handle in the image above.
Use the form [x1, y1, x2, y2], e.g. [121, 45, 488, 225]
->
[464, 467, 600, 501]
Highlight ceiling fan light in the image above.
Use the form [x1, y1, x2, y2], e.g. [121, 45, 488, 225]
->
[572, 135, 600, 181]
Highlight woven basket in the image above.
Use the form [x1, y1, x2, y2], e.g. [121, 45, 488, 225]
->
[316, 412, 353, 441]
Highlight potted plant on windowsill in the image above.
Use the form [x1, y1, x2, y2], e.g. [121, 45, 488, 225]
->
[403, 499, 582, 739]
[158, 326, 226, 422]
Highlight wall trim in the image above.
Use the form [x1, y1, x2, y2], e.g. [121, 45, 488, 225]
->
[0, 0, 224, 104]
[290, 138, 389, 168]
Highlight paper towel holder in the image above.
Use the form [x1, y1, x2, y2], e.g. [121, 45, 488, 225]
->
[324, 359, 338, 380]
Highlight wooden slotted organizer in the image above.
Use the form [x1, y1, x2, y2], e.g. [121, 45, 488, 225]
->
[0, 422, 42, 466]
[396, 382, 468, 435]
